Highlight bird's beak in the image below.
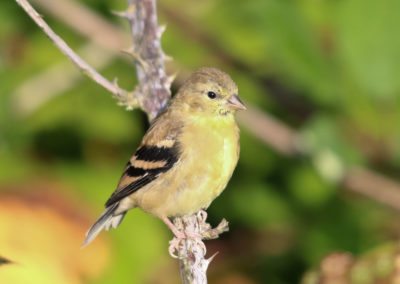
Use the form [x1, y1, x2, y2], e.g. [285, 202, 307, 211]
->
[227, 94, 246, 111]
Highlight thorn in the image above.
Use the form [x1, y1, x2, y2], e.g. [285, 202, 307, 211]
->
[121, 46, 136, 57]
[126, 90, 139, 111]
[111, 10, 131, 19]
[163, 52, 173, 62]
[32, 9, 43, 19]
[112, 77, 119, 85]
[111, 4, 136, 19]
[164, 74, 176, 89]
[126, 3, 136, 14]
[205, 251, 219, 268]
[157, 25, 167, 38]
[121, 47, 148, 69]
[208, 251, 219, 262]
[112, 77, 122, 93]
[111, 77, 129, 99]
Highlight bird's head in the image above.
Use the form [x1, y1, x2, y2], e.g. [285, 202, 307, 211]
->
[173, 67, 246, 116]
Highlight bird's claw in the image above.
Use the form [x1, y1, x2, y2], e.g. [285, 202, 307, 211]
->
[168, 237, 182, 258]
[168, 231, 207, 258]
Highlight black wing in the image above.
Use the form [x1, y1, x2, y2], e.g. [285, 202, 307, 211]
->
[105, 144, 179, 207]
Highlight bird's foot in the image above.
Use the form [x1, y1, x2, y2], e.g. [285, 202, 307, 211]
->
[168, 229, 206, 258]
[164, 215, 205, 257]
[164, 212, 229, 258]
[168, 237, 183, 258]
[162, 216, 186, 239]
[184, 231, 202, 239]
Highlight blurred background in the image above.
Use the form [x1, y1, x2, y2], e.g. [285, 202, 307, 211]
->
[1, 0, 400, 283]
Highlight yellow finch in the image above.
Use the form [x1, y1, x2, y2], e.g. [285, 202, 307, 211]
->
[83, 67, 245, 246]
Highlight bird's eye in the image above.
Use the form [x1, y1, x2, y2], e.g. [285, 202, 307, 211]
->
[207, 91, 217, 99]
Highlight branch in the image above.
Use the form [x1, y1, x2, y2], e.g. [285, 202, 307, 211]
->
[15, 0, 137, 108]
[123, 0, 172, 120]
[121, 0, 224, 282]
[169, 211, 229, 284]
[238, 105, 400, 212]
[342, 167, 400, 212]
[237, 106, 298, 156]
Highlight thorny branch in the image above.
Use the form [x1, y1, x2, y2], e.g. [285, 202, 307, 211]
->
[122, 0, 173, 120]
[120, 0, 226, 282]
[169, 211, 229, 284]
[16, 0, 228, 282]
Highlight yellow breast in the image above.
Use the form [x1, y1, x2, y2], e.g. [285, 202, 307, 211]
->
[166, 115, 240, 216]
[133, 114, 240, 217]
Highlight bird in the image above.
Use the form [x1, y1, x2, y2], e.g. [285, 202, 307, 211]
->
[83, 67, 246, 246]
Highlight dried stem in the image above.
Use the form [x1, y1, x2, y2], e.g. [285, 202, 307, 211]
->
[237, 106, 298, 156]
[342, 167, 400, 212]
[15, 0, 136, 108]
[124, 0, 172, 120]
[169, 211, 229, 284]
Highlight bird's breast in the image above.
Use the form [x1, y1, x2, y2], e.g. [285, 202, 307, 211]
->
[167, 116, 240, 215]
[134, 115, 240, 217]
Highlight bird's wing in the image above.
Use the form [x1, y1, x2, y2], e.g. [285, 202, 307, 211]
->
[105, 114, 182, 207]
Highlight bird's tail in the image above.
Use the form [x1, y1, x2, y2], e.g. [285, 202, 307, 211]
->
[82, 203, 126, 247]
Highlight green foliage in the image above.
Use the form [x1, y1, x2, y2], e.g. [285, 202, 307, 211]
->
[1, 0, 399, 283]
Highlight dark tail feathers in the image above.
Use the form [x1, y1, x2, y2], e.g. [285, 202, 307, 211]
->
[82, 203, 126, 247]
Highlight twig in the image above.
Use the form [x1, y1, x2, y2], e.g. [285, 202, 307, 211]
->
[239, 105, 400, 212]
[168, 211, 229, 284]
[123, 0, 172, 120]
[237, 106, 299, 156]
[342, 167, 400, 212]
[15, 0, 137, 108]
